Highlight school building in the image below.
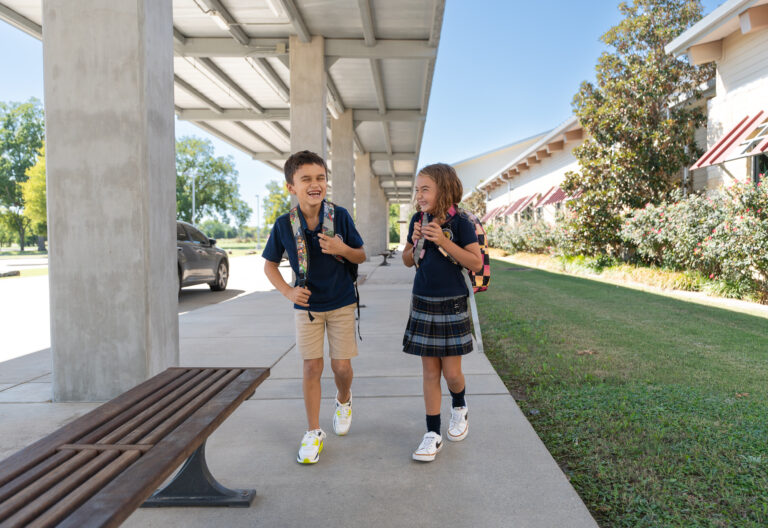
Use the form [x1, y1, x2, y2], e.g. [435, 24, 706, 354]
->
[666, 0, 768, 189]
[459, 0, 768, 226]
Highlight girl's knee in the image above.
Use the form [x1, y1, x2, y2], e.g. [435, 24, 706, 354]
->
[422, 358, 442, 383]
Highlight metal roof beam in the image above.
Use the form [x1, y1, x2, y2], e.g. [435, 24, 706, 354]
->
[245, 57, 290, 102]
[176, 108, 424, 122]
[192, 57, 265, 112]
[174, 75, 223, 113]
[274, 0, 311, 43]
[174, 38, 436, 59]
[357, 0, 376, 46]
[0, 4, 41, 39]
[369, 59, 387, 115]
[198, 0, 249, 45]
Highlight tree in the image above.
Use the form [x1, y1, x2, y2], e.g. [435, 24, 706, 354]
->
[262, 180, 290, 226]
[389, 204, 400, 243]
[21, 144, 47, 249]
[561, 0, 712, 254]
[0, 99, 45, 251]
[460, 191, 487, 218]
[176, 137, 251, 226]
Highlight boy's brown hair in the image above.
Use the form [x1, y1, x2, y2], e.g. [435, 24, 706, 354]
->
[284, 150, 328, 184]
[416, 163, 463, 222]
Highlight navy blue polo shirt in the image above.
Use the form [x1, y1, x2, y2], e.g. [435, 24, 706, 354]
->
[263, 202, 363, 312]
[407, 211, 478, 297]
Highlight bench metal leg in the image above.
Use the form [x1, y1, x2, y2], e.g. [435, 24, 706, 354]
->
[141, 441, 255, 508]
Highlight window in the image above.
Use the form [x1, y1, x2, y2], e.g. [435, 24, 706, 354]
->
[753, 153, 768, 185]
[176, 223, 189, 242]
[187, 226, 209, 245]
[740, 118, 768, 157]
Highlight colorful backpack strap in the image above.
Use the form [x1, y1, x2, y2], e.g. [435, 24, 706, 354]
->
[289, 205, 309, 287]
[321, 201, 344, 263]
[412, 212, 430, 268]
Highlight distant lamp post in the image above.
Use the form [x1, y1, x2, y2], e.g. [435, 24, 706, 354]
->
[191, 174, 196, 226]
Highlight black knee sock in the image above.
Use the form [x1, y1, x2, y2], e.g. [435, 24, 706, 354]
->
[426, 414, 441, 434]
[450, 387, 466, 408]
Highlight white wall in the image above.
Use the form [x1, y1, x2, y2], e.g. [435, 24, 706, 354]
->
[485, 145, 581, 223]
[454, 135, 544, 197]
[702, 27, 768, 189]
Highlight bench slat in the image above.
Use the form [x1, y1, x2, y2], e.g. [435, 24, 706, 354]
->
[75, 368, 202, 446]
[57, 368, 268, 528]
[0, 368, 186, 489]
[98, 369, 219, 445]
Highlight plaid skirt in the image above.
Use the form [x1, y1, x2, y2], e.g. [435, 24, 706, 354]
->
[402, 295, 473, 357]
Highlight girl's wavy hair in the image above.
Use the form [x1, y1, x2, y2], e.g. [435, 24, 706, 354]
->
[415, 163, 463, 222]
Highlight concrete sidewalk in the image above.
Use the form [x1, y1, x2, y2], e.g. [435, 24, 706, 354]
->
[0, 257, 597, 527]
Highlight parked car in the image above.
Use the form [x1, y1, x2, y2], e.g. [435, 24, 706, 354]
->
[177, 221, 229, 294]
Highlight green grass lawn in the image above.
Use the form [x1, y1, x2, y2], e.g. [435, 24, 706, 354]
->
[477, 259, 768, 528]
[0, 251, 47, 258]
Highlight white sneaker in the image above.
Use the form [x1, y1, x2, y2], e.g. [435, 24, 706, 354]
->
[447, 406, 468, 442]
[412, 431, 442, 462]
[297, 429, 326, 464]
[333, 393, 352, 436]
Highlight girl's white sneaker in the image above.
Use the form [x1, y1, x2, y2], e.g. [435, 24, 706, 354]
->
[297, 429, 326, 464]
[412, 431, 443, 462]
[447, 406, 468, 441]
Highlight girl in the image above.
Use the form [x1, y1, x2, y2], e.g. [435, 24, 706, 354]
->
[402, 163, 483, 462]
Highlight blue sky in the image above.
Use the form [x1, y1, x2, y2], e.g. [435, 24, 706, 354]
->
[0, 0, 721, 226]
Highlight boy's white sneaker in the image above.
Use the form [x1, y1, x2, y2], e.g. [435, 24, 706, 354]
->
[447, 406, 468, 442]
[412, 431, 442, 462]
[297, 429, 326, 464]
[333, 393, 352, 436]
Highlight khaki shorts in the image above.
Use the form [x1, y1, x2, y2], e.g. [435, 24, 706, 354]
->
[294, 303, 359, 360]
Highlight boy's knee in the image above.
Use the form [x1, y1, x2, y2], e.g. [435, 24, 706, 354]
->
[303, 358, 324, 379]
[331, 359, 352, 376]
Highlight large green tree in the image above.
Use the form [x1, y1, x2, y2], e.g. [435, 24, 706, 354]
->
[21, 144, 47, 250]
[0, 99, 45, 251]
[561, 0, 713, 255]
[176, 137, 251, 227]
[262, 180, 290, 226]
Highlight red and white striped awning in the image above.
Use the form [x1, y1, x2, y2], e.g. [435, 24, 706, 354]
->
[540, 187, 568, 206]
[692, 111, 768, 170]
[480, 206, 504, 223]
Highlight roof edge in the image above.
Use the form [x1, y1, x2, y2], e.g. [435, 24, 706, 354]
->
[665, 0, 759, 56]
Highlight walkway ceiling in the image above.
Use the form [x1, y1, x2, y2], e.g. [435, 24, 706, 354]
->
[0, 0, 446, 204]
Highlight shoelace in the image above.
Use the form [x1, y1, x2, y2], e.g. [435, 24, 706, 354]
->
[418, 435, 437, 451]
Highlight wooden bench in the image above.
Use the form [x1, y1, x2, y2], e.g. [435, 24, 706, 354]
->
[0, 366, 269, 528]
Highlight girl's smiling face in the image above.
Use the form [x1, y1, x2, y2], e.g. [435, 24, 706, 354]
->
[415, 173, 437, 214]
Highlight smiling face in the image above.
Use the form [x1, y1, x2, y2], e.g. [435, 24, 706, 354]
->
[287, 163, 327, 209]
[414, 173, 438, 214]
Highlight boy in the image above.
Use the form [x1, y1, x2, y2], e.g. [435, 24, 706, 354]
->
[262, 150, 366, 464]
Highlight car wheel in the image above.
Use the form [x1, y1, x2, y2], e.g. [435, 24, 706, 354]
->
[178, 267, 182, 297]
[210, 260, 228, 291]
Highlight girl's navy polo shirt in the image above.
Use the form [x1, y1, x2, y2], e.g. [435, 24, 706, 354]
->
[262, 203, 363, 312]
[407, 211, 478, 298]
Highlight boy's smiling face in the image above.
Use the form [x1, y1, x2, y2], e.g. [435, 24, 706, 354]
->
[288, 163, 327, 209]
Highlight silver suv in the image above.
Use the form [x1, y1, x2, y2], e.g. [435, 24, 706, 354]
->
[177, 221, 229, 294]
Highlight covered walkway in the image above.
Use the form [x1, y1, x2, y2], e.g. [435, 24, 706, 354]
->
[0, 256, 597, 527]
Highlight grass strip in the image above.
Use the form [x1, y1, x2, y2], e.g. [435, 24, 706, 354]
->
[478, 259, 768, 527]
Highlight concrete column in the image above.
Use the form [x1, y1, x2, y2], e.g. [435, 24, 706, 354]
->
[43, 0, 178, 401]
[330, 110, 354, 211]
[355, 153, 389, 257]
[289, 35, 326, 158]
[371, 182, 389, 255]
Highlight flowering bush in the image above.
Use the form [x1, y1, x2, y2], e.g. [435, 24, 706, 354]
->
[621, 183, 768, 302]
[486, 219, 557, 254]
